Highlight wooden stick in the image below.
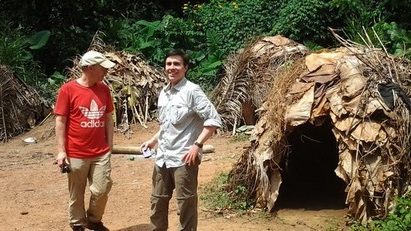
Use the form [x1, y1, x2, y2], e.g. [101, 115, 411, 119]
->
[112, 144, 215, 155]
[144, 95, 149, 124]
[39, 112, 52, 126]
[112, 146, 142, 155]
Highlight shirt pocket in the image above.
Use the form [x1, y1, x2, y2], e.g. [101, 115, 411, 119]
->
[158, 105, 166, 123]
[170, 104, 190, 125]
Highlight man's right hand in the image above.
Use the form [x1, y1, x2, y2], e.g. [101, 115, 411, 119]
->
[56, 151, 67, 168]
[140, 131, 159, 152]
[140, 138, 156, 152]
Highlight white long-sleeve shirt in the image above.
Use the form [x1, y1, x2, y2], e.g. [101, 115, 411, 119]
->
[156, 78, 222, 168]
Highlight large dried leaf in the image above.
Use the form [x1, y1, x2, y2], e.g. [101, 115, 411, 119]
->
[285, 83, 315, 126]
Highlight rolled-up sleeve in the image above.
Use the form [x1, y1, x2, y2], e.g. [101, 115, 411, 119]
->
[191, 86, 222, 128]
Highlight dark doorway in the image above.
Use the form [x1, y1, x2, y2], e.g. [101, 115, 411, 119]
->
[275, 117, 346, 210]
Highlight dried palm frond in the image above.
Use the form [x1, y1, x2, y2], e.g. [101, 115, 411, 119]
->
[213, 50, 253, 131]
[212, 35, 308, 132]
[88, 31, 107, 52]
[67, 34, 166, 136]
[0, 65, 50, 142]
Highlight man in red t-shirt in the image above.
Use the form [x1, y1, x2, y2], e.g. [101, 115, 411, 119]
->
[54, 50, 115, 231]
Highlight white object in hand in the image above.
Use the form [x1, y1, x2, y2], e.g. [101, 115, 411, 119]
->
[143, 148, 152, 158]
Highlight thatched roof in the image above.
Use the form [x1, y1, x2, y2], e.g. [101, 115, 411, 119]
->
[228, 34, 411, 223]
[68, 33, 167, 136]
[0, 65, 50, 142]
[212, 35, 308, 132]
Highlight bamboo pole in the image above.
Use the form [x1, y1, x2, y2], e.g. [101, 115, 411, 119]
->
[112, 144, 215, 155]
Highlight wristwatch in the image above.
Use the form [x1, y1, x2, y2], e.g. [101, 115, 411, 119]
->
[194, 141, 203, 148]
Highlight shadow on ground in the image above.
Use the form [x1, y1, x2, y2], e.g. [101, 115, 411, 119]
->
[115, 223, 151, 231]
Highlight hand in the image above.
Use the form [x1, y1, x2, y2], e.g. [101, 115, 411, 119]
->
[56, 151, 67, 168]
[140, 138, 156, 152]
[182, 145, 200, 166]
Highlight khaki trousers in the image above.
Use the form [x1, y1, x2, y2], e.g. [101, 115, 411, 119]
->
[67, 152, 112, 226]
[150, 164, 198, 231]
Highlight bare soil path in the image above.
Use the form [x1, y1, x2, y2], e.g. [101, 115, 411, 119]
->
[0, 120, 348, 231]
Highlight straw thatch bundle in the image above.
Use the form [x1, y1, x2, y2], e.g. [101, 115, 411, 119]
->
[228, 33, 411, 223]
[67, 33, 167, 136]
[0, 65, 50, 142]
[212, 35, 308, 132]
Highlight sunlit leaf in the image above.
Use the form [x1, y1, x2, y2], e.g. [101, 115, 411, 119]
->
[28, 30, 50, 50]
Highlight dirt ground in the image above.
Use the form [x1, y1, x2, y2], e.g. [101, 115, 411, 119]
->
[0, 119, 348, 231]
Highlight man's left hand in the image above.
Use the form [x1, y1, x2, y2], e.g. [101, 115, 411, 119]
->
[182, 145, 200, 166]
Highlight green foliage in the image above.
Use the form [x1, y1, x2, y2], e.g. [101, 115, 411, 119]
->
[117, 19, 165, 63]
[374, 22, 411, 58]
[0, 0, 167, 76]
[330, 0, 411, 60]
[271, 0, 332, 45]
[350, 194, 411, 231]
[385, 0, 411, 29]
[1, 0, 411, 99]
[0, 26, 44, 86]
[117, 15, 204, 64]
[44, 71, 66, 98]
[186, 0, 283, 55]
[304, 41, 324, 51]
[373, 195, 411, 231]
[201, 172, 252, 211]
[350, 222, 379, 231]
[116, 15, 224, 90]
[187, 50, 223, 92]
[344, 21, 411, 60]
[28, 30, 50, 50]
[330, 0, 411, 31]
[330, 0, 388, 26]
[0, 24, 62, 102]
[115, 0, 287, 90]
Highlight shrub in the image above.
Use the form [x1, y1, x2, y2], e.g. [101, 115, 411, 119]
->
[0, 24, 63, 102]
[186, 0, 283, 56]
[373, 195, 411, 231]
[351, 194, 411, 231]
[0, 26, 44, 86]
[117, 15, 204, 65]
[271, 0, 332, 46]
[330, 0, 387, 26]
[373, 22, 411, 59]
[116, 15, 223, 90]
[341, 21, 411, 60]
[201, 172, 253, 211]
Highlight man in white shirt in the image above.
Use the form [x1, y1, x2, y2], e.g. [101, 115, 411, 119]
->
[141, 49, 221, 231]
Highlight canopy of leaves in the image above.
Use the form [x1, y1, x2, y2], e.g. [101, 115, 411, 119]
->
[1, 0, 411, 97]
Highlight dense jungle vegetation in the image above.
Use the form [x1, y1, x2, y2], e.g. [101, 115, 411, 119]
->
[1, 0, 410, 96]
[1, 1, 411, 229]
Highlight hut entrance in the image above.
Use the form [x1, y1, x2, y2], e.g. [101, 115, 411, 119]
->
[276, 117, 346, 209]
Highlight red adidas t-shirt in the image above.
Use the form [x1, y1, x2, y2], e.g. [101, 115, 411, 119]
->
[54, 80, 114, 158]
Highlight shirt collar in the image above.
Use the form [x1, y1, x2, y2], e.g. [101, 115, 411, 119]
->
[165, 78, 187, 92]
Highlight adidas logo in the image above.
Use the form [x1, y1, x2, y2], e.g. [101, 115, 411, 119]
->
[81, 120, 105, 128]
[79, 99, 106, 128]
